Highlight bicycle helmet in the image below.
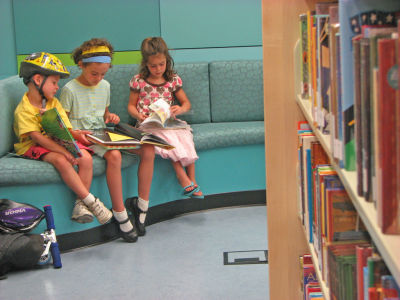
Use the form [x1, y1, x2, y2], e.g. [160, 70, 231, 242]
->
[19, 52, 69, 85]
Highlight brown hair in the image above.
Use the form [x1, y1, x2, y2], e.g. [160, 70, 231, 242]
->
[139, 37, 175, 81]
[71, 38, 114, 65]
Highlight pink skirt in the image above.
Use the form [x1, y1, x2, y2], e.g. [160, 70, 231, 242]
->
[140, 125, 198, 167]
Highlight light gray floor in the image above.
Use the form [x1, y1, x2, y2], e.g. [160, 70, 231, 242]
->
[1, 205, 269, 300]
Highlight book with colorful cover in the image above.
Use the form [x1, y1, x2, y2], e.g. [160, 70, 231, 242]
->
[86, 128, 141, 150]
[352, 35, 363, 196]
[40, 107, 82, 158]
[87, 123, 174, 150]
[317, 14, 331, 134]
[381, 275, 400, 299]
[377, 37, 400, 234]
[338, 0, 400, 171]
[300, 13, 310, 100]
[356, 244, 373, 300]
[326, 188, 365, 243]
[140, 98, 189, 130]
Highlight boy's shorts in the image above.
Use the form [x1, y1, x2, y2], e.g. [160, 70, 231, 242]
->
[23, 142, 92, 160]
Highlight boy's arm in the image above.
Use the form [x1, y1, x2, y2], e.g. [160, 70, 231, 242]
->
[29, 131, 77, 165]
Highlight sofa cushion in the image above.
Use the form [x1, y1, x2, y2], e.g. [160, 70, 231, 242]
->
[174, 62, 211, 124]
[209, 60, 264, 122]
[0, 153, 138, 186]
[191, 121, 264, 151]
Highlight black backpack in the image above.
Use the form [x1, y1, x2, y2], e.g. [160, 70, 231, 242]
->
[0, 199, 47, 279]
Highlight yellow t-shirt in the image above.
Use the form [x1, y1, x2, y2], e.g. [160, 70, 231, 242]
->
[13, 93, 72, 155]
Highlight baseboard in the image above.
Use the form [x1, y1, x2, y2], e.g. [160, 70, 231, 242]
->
[58, 189, 266, 252]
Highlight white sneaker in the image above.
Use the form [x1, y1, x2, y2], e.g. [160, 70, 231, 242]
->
[87, 198, 112, 225]
[71, 199, 94, 223]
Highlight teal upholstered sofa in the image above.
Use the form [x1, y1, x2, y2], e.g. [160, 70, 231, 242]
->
[0, 60, 266, 250]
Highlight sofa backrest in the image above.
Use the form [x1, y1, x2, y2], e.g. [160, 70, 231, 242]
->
[174, 62, 211, 124]
[59, 63, 211, 125]
[0, 76, 26, 156]
[209, 60, 264, 122]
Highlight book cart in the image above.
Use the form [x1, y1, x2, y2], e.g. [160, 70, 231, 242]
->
[262, 0, 400, 299]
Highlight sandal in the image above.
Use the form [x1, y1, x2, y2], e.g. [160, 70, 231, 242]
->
[183, 182, 204, 199]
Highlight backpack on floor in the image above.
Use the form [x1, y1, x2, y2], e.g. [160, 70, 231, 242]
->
[0, 232, 44, 278]
[0, 199, 47, 278]
[0, 199, 44, 233]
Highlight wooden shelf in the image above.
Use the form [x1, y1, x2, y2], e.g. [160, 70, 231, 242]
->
[296, 96, 400, 285]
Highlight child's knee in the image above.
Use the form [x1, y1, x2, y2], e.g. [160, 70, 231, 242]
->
[105, 149, 122, 164]
[78, 150, 92, 165]
[49, 153, 71, 169]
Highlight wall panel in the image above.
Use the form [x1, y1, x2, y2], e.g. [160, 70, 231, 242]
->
[13, 0, 160, 54]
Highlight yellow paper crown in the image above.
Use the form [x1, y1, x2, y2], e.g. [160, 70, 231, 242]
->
[82, 46, 110, 55]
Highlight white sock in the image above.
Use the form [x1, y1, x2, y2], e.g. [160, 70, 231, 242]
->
[113, 209, 134, 232]
[138, 197, 148, 223]
[82, 193, 96, 206]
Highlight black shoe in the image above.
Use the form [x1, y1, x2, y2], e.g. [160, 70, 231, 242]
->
[115, 217, 138, 243]
[125, 197, 146, 236]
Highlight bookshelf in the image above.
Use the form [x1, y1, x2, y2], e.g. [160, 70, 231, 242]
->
[262, 0, 400, 299]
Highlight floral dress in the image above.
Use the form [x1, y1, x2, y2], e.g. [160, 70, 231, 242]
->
[129, 74, 198, 167]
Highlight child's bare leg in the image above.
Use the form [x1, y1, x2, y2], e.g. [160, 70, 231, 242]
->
[43, 152, 90, 199]
[104, 150, 138, 242]
[134, 144, 155, 200]
[77, 149, 93, 190]
[185, 163, 202, 196]
[103, 150, 124, 211]
[172, 161, 192, 188]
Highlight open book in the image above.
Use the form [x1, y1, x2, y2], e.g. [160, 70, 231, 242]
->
[86, 123, 174, 150]
[40, 108, 82, 158]
[140, 98, 189, 130]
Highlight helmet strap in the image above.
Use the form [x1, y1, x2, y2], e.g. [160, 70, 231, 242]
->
[31, 75, 48, 108]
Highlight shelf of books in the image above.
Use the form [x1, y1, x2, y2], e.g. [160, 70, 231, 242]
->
[293, 0, 400, 299]
[297, 95, 400, 284]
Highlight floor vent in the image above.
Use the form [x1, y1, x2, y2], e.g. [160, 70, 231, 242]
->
[223, 250, 268, 265]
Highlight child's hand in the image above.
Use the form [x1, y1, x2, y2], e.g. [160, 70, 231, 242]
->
[39, 108, 47, 115]
[105, 113, 120, 124]
[63, 151, 77, 165]
[170, 105, 184, 118]
[138, 113, 147, 123]
[71, 130, 92, 146]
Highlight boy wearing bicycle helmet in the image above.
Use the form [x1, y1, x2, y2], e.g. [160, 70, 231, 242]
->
[14, 52, 112, 225]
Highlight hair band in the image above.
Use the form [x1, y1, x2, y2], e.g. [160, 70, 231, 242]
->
[82, 56, 111, 63]
[82, 46, 110, 55]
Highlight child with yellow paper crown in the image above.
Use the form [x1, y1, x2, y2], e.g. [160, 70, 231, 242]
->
[60, 38, 155, 242]
[14, 52, 113, 225]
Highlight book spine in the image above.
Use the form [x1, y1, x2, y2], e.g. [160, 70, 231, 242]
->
[377, 38, 399, 234]
[353, 37, 363, 196]
[360, 38, 372, 201]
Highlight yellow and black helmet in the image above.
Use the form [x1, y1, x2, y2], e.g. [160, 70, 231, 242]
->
[19, 52, 69, 84]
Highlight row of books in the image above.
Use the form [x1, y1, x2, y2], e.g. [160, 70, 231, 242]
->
[301, 248, 400, 300]
[297, 123, 400, 299]
[299, 2, 400, 235]
[300, 254, 323, 300]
